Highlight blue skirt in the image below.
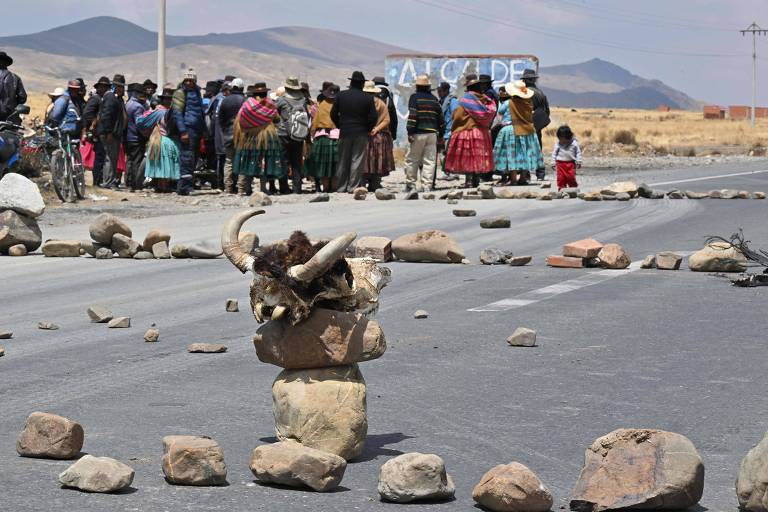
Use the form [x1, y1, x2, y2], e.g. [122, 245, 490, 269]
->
[494, 125, 543, 172]
[145, 136, 180, 180]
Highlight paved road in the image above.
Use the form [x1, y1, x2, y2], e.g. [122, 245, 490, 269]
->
[1, 161, 767, 511]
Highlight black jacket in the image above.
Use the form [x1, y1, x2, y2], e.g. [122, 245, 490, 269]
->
[98, 91, 126, 137]
[217, 91, 244, 148]
[330, 86, 377, 138]
[530, 86, 550, 132]
[82, 94, 102, 131]
[0, 69, 26, 122]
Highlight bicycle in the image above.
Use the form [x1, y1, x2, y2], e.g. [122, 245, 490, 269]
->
[45, 125, 86, 202]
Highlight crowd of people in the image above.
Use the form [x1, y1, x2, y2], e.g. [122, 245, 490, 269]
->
[0, 49, 584, 196]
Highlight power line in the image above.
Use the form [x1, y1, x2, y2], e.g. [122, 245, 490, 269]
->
[741, 22, 768, 126]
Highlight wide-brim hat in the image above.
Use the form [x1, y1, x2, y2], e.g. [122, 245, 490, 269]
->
[158, 83, 176, 99]
[521, 69, 539, 80]
[0, 51, 13, 66]
[127, 82, 144, 94]
[414, 74, 432, 88]
[284, 76, 302, 90]
[67, 79, 81, 89]
[48, 87, 65, 98]
[506, 80, 534, 99]
[362, 80, 381, 94]
[143, 78, 158, 89]
[478, 74, 492, 84]
[348, 71, 366, 82]
[111, 74, 126, 87]
[372, 76, 388, 86]
[95, 76, 112, 87]
[464, 73, 480, 87]
[252, 82, 270, 94]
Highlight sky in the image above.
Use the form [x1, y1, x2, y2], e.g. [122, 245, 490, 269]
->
[3, 0, 767, 105]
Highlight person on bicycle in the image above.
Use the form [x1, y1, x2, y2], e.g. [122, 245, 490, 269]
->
[49, 80, 84, 136]
[0, 51, 27, 124]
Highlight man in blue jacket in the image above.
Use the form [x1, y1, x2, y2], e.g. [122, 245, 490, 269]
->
[125, 83, 148, 191]
[49, 79, 83, 136]
[172, 68, 205, 195]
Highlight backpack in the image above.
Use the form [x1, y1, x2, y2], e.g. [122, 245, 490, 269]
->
[286, 100, 310, 141]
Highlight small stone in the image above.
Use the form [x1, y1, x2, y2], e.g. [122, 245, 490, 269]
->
[8, 244, 27, 256]
[144, 328, 159, 342]
[378, 452, 455, 503]
[375, 189, 396, 200]
[655, 251, 682, 270]
[87, 305, 113, 323]
[453, 209, 477, 217]
[42, 240, 81, 257]
[709, 190, 722, 198]
[0, 331, 12, 339]
[447, 199, 459, 205]
[507, 327, 537, 347]
[58, 455, 135, 493]
[546, 255, 583, 268]
[738, 190, 751, 199]
[667, 189, 684, 199]
[249, 440, 347, 492]
[413, 310, 429, 319]
[151, 241, 171, 259]
[753, 191, 766, 199]
[720, 189, 739, 199]
[248, 191, 273, 206]
[478, 184, 496, 198]
[579, 191, 602, 201]
[563, 239, 603, 258]
[161, 435, 227, 486]
[598, 244, 631, 269]
[133, 251, 154, 260]
[446, 189, 463, 200]
[480, 248, 513, 265]
[640, 255, 656, 269]
[480, 216, 511, 229]
[38, 321, 59, 330]
[89, 213, 132, 245]
[309, 193, 330, 203]
[473, 462, 553, 512]
[111, 234, 140, 258]
[225, 299, 239, 312]
[238, 231, 259, 254]
[171, 244, 190, 258]
[187, 241, 222, 259]
[107, 317, 131, 328]
[16, 412, 84, 459]
[354, 236, 392, 262]
[508, 255, 532, 266]
[353, 187, 368, 200]
[615, 192, 631, 201]
[188, 343, 227, 353]
[422, 192, 435, 200]
[94, 247, 114, 259]
[561, 187, 580, 198]
[539, 181, 552, 189]
[601, 193, 617, 201]
[0, 347, 4, 357]
[685, 191, 709, 199]
[142, 229, 171, 251]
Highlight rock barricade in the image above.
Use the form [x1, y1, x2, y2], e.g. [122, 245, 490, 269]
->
[737, 431, 768, 511]
[161, 435, 227, 486]
[378, 452, 455, 503]
[0, 173, 45, 218]
[688, 242, 747, 272]
[249, 440, 347, 492]
[0, 210, 42, 253]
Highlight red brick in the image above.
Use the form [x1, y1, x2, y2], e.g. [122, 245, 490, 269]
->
[562, 238, 604, 258]
[546, 255, 584, 268]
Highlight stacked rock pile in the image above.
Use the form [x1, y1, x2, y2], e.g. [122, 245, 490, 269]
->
[0, 173, 45, 256]
[547, 238, 632, 269]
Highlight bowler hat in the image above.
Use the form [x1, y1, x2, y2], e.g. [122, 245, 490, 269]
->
[252, 82, 270, 94]
[95, 76, 112, 87]
[348, 71, 366, 82]
[0, 51, 13, 66]
[111, 74, 126, 87]
[127, 82, 144, 94]
[437, 81, 451, 91]
[521, 69, 539, 80]
[464, 73, 480, 87]
[67, 79, 81, 89]
[143, 78, 158, 89]
[372, 76, 389, 86]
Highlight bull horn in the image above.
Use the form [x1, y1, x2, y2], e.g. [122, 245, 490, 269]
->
[221, 208, 266, 273]
[288, 231, 357, 282]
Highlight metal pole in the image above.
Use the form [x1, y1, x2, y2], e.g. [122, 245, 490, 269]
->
[752, 30, 757, 127]
[157, 0, 166, 88]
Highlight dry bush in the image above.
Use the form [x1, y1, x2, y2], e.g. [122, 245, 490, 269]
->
[613, 130, 638, 145]
[582, 128, 592, 138]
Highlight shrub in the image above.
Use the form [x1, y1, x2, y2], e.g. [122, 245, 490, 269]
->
[612, 130, 637, 145]
[582, 129, 592, 138]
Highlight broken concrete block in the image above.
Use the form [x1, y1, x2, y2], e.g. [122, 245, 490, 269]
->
[546, 255, 583, 268]
[563, 239, 604, 259]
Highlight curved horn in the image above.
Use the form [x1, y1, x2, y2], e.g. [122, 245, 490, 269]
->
[221, 208, 266, 273]
[288, 231, 357, 282]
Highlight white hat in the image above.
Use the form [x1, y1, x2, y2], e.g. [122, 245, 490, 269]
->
[505, 80, 534, 99]
[230, 78, 244, 90]
[362, 80, 381, 94]
[48, 87, 65, 98]
[183, 68, 197, 82]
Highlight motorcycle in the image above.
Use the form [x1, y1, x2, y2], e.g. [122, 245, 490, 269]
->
[0, 104, 31, 179]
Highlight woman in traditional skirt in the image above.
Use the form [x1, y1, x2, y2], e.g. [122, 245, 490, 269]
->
[494, 80, 543, 185]
[143, 87, 180, 192]
[445, 74, 497, 188]
[363, 80, 394, 191]
[304, 84, 339, 192]
[232, 83, 286, 195]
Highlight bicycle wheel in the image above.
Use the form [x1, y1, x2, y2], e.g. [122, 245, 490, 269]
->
[71, 147, 86, 199]
[50, 149, 70, 202]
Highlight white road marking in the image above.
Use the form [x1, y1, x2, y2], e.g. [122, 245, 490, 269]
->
[649, 169, 768, 187]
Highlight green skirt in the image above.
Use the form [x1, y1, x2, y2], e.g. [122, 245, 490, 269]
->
[145, 136, 180, 180]
[304, 137, 338, 179]
[233, 134, 286, 178]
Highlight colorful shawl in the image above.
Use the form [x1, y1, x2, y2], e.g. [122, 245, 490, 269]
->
[459, 92, 497, 127]
[136, 108, 166, 136]
[238, 97, 278, 130]
[146, 106, 169, 161]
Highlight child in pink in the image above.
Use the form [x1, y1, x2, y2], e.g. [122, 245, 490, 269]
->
[551, 125, 581, 190]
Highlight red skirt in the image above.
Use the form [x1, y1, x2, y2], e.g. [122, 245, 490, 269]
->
[365, 131, 395, 176]
[445, 128, 493, 174]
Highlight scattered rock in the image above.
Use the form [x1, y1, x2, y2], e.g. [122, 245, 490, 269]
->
[144, 328, 159, 342]
[152, 241, 171, 259]
[58, 455, 135, 493]
[309, 193, 330, 203]
[720, 189, 739, 199]
[473, 462, 553, 512]
[248, 191, 273, 207]
[142, 229, 171, 251]
[685, 191, 709, 199]
[579, 191, 602, 201]
[507, 327, 537, 347]
[187, 343, 227, 353]
[655, 251, 682, 270]
[615, 192, 631, 201]
[378, 452, 455, 503]
[446, 189, 463, 200]
[413, 309, 429, 319]
[537, 193, 553, 201]
[422, 192, 435, 200]
[667, 189, 684, 199]
[603, 181, 639, 197]
[738, 190, 751, 199]
[42, 239, 81, 257]
[447, 198, 459, 205]
[133, 251, 154, 260]
[0, 331, 12, 339]
[111, 234, 140, 258]
[87, 305, 113, 323]
[249, 440, 347, 492]
[80, 240, 107, 257]
[480, 216, 511, 229]
[453, 209, 477, 217]
[539, 181, 552, 189]
[494, 188, 516, 199]
[161, 435, 227, 486]
[560, 188, 580, 198]
[8, 243, 27, 256]
[108, 317, 131, 328]
[753, 191, 766, 199]
[187, 241, 222, 259]
[478, 184, 496, 199]
[404, 190, 419, 200]
[649, 190, 665, 199]
[480, 248, 513, 265]
[225, 299, 239, 312]
[637, 183, 653, 198]
[570, 428, 704, 512]
[38, 321, 59, 330]
[16, 412, 84, 459]
[239, 231, 259, 254]
[546, 255, 583, 268]
[0, 347, 4, 357]
[375, 189, 396, 200]
[94, 247, 114, 259]
[0, 173, 46, 218]
[273, 364, 367, 460]
[601, 193, 617, 201]
[0, 210, 42, 252]
[736, 430, 768, 511]
[353, 236, 392, 262]
[89, 213, 132, 245]
[563, 238, 604, 259]
[170, 244, 190, 258]
[392, 230, 465, 263]
[598, 244, 631, 269]
[353, 187, 368, 200]
[709, 190, 722, 199]
[508, 255, 532, 266]
[688, 242, 747, 272]
[640, 255, 656, 269]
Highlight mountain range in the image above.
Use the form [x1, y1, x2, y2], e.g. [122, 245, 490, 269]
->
[0, 16, 699, 110]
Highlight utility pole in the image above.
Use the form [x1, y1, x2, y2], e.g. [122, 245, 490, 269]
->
[157, 0, 166, 88]
[741, 22, 767, 127]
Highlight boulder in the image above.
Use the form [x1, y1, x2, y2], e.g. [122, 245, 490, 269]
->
[58, 455, 135, 493]
[688, 242, 747, 272]
[89, 213, 131, 245]
[225, 299, 239, 312]
[655, 252, 682, 270]
[392, 230, 464, 263]
[42, 240, 81, 257]
[480, 248, 513, 265]
[188, 241, 222, 259]
[495, 188, 517, 199]
[161, 435, 227, 486]
[0, 173, 45, 218]
[249, 440, 347, 492]
[508, 256, 532, 266]
[353, 187, 368, 200]
[720, 189, 739, 199]
[239, 231, 259, 254]
[254, 309, 386, 369]
[453, 209, 477, 217]
[640, 255, 656, 269]
[507, 327, 537, 347]
[478, 184, 496, 199]
[152, 241, 171, 259]
[144, 328, 160, 342]
[570, 428, 704, 512]
[94, 247, 114, 259]
[378, 452, 455, 503]
[111, 234, 140, 258]
[353, 236, 392, 262]
[375, 189, 396, 200]
[546, 255, 583, 268]
[310, 193, 330, 203]
[598, 244, 631, 269]
[563, 239, 604, 259]
[108, 317, 130, 328]
[16, 412, 84, 459]
[171, 244, 190, 258]
[0, 210, 42, 252]
[709, 190, 722, 199]
[481, 216, 511, 229]
[273, 364, 367, 461]
[8, 243, 27, 256]
[188, 343, 227, 353]
[736, 431, 768, 511]
[473, 462, 553, 512]
[248, 191, 272, 206]
[133, 251, 154, 260]
[87, 305, 113, 323]
[142, 229, 170, 251]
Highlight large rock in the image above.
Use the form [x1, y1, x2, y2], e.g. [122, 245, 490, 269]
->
[688, 242, 747, 272]
[378, 452, 455, 503]
[602, 181, 638, 198]
[473, 462, 553, 512]
[254, 309, 386, 369]
[392, 230, 464, 263]
[161, 435, 227, 486]
[89, 214, 131, 245]
[42, 240, 81, 257]
[0, 173, 45, 218]
[563, 238, 604, 259]
[570, 428, 704, 512]
[249, 440, 347, 492]
[142, 229, 171, 251]
[152, 241, 171, 259]
[737, 431, 768, 511]
[478, 184, 496, 199]
[248, 191, 273, 206]
[111, 234, 140, 258]
[80, 240, 107, 257]
[171, 244, 190, 258]
[354, 236, 392, 262]
[273, 364, 367, 461]
[598, 244, 631, 269]
[188, 241, 222, 259]
[655, 251, 682, 270]
[0, 210, 42, 252]
[58, 455, 135, 493]
[16, 412, 84, 459]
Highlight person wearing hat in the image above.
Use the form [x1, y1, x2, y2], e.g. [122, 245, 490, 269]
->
[97, 74, 128, 188]
[316, 81, 333, 103]
[207, 79, 231, 190]
[172, 68, 205, 195]
[125, 83, 149, 191]
[437, 81, 459, 182]
[305, 83, 340, 193]
[0, 51, 27, 124]
[143, 79, 158, 107]
[444, 73, 497, 188]
[45, 87, 65, 124]
[493, 80, 543, 185]
[330, 71, 378, 193]
[479, 74, 499, 106]
[372, 76, 398, 140]
[276, 76, 310, 194]
[144, 85, 181, 192]
[362, 80, 394, 191]
[217, 77, 246, 194]
[404, 74, 443, 193]
[521, 68, 549, 180]
[49, 79, 84, 137]
[81, 76, 112, 186]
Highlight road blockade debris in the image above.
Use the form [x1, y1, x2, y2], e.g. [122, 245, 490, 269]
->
[352, 236, 392, 261]
[704, 232, 768, 286]
[480, 248, 514, 265]
[87, 305, 113, 323]
[685, 191, 709, 199]
[392, 230, 465, 263]
[0, 330, 13, 339]
[187, 343, 227, 353]
[378, 452, 456, 503]
[563, 239, 603, 259]
[89, 213, 132, 245]
[473, 462, 553, 512]
[248, 191, 272, 207]
[225, 298, 239, 312]
[353, 187, 368, 200]
[667, 189, 684, 199]
[508, 255, 533, 266]
[250, 440, 347, 492]
[546, 255, 584, 268]
[8, 243, 27, 256]
[507, 327, 537, 347]
[641, 255, 656, 269]
[413, 309, 429, 319]
[42, 239, 81, 257]
[655, 251, 682, 270]
[107, 317, 131, 328]
[37, 321, 59, 330]
[480, 216, 511, 229]
[151, 241, 171, 259]
[736, 430, 768, 511]
[133, 251, 154, 260]
[597, 243, 631, 269]
[144, 327, 159, 342]
[688, 242, 747, 272]
[0, 210, 42, 255]
[187, 241, 222, 259]
[16, 412, 84, 459]
[309, 192, 330, 203]
[453, 209, 477, 217]
[59, 455, 135, 493]
[142, 229, 171, 251]
[375, 188, 396, 200]
[161, 435, 227, 486]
